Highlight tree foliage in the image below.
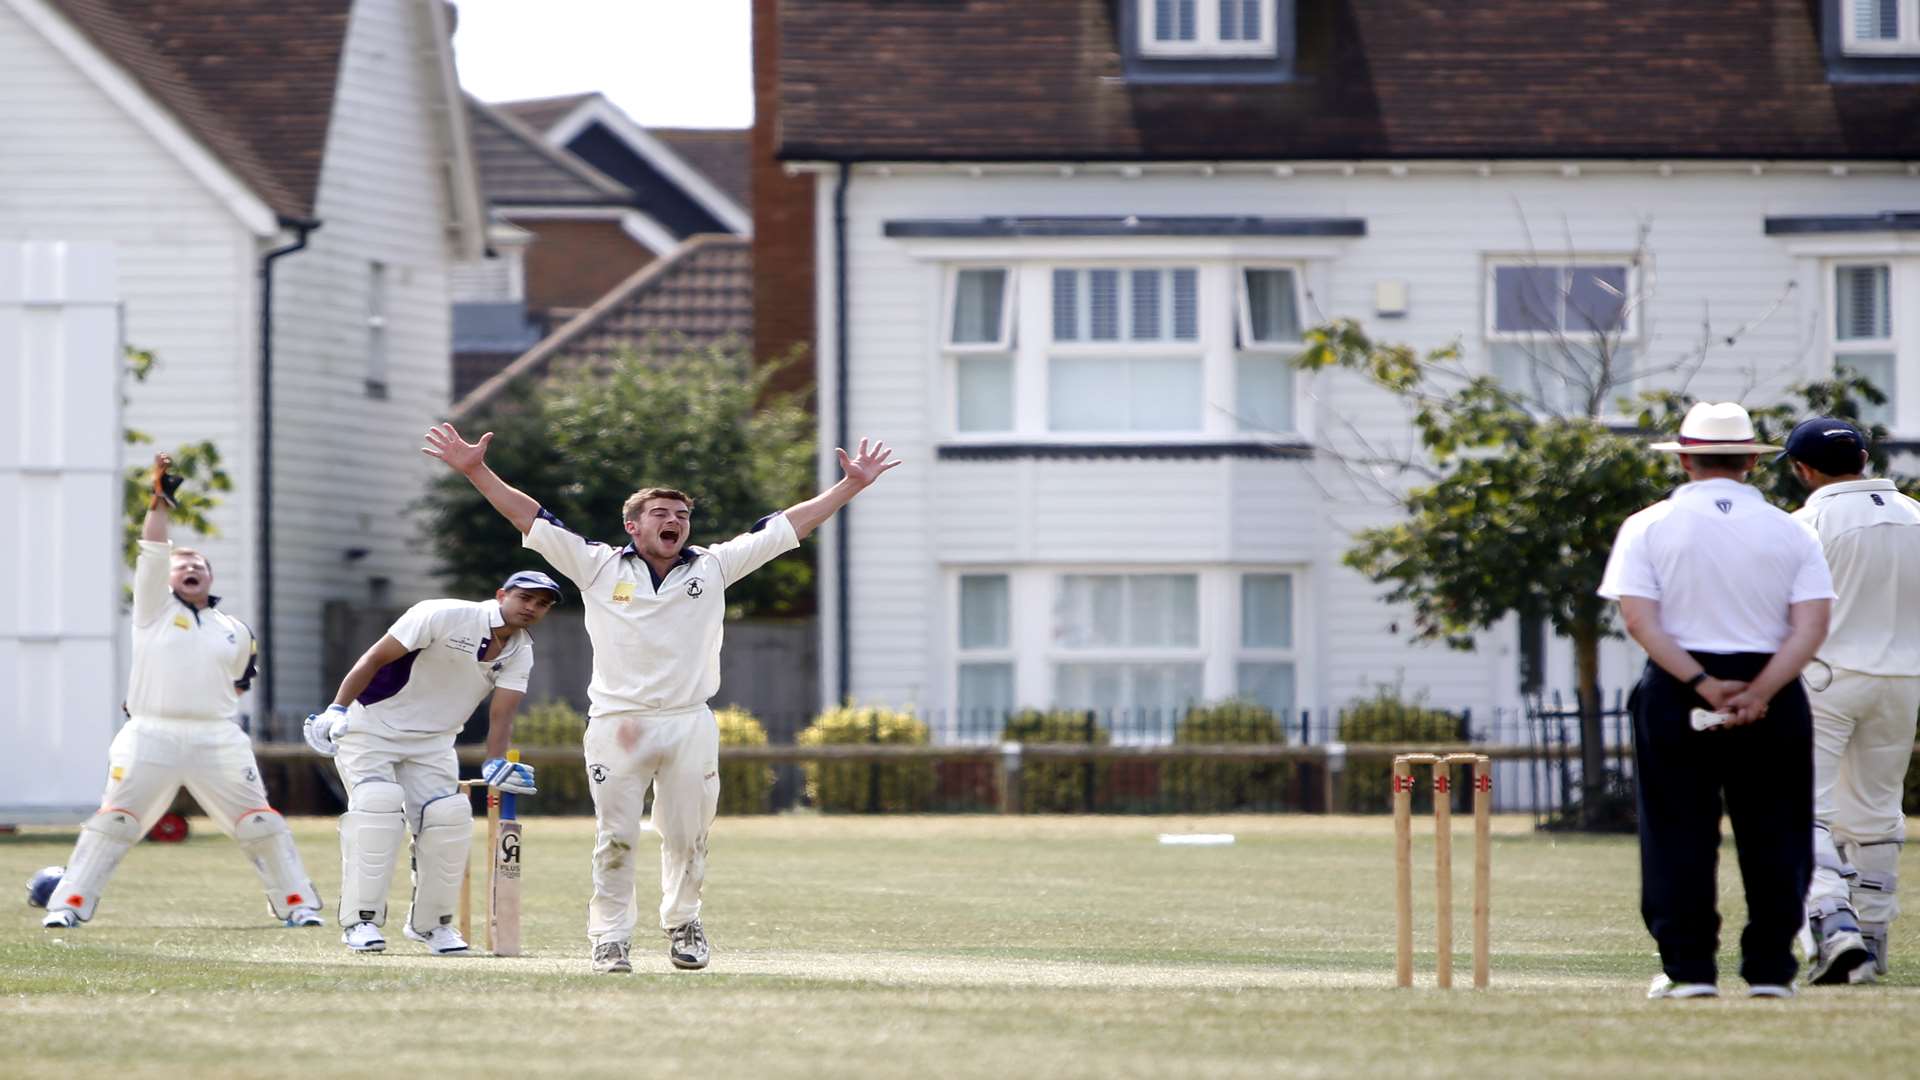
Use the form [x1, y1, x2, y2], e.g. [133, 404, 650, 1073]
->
[121, 346, 232, 567]
[420, 346, 815, 616]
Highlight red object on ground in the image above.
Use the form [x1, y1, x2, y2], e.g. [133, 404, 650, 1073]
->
[146, 813, 189, 843]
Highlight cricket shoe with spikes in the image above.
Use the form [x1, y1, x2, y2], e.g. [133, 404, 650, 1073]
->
[342, 921, 386, 952]
[404, 923, 469, 955]
[284, 906, 324, 928]
[1807, 912, 1874, 986]
[41, 909, 80, 930]
[668, 918, 710, 970]
[592, 940, 632, 974]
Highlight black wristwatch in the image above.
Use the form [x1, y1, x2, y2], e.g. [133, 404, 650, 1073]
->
[1685, 672, 1709, 689]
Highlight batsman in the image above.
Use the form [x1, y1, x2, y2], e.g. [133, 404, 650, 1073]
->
[42, 453, 323, 930]
[305, 572, 558, 953]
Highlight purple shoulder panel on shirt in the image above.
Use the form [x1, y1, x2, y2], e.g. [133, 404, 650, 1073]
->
[358, 650, 423, 707]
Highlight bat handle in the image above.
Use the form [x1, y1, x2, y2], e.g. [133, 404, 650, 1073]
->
[501, 748, 520, 819]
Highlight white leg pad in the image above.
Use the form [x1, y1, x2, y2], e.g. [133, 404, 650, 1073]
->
[48, 809, 144, 921]
[339, 780, 406, 927]
[1851, 840, 1902, 926]
[407, 791, 472, 936]
[234, 808, 322, 919]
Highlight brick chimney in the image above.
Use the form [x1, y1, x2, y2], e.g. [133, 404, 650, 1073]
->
[751, 0, 817, 401]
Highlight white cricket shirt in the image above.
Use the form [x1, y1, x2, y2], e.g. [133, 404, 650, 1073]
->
[1792, 478, 1920, 675]
[126, 540, 257, 723]
[348, 599, 534, 737]
[523, 509, 800, 716]
[1598, 477, 1836, 652]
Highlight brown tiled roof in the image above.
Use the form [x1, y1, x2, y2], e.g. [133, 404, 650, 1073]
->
[776, 1, 1920, 160]
[654, 128, 753, 210]
[48, 0, 352, 219]
[495, 92, 599, 136]
[468, 96, 632, 207]
[451, 234, 752, 418]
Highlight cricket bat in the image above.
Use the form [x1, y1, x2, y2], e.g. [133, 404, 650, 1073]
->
[488, 749, 524, 956]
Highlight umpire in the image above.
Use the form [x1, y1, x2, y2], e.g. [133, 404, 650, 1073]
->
[1599, 402, 1835, 1000]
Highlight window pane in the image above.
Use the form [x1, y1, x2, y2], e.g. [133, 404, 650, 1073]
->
[1491, 342, 1636, 415]
[1049, 356, 1130, 430]
[1837, 265, 1892, 340]
[1237, 354, 1294, 432]
[1237, 662, 1296, 717]
[958, 663, 1014, 723]
[1055, 575, 1125, 648]
[1566, 265, 1628, 334]
[1130, 269, 1162, 340]
[1241, 574, 1293, 647]
[1219, 0, 1241, 39]
[951, 269, 1007, 345]
[1837, 353, 1897, 428]
[1088, 269, 1121, 340]
[1054, 663, 1202, 716]
[1171, 268, 1199, 340]
[1052, 269, 1078, 341]
[1854, 0, 1898, 40]
[1493, 266, 1560, 333]
[1126, 574, 1199, 647]
[956, 356, 1014, 432]
[1177, 0, 1197, 40]
[1129, 357, 1203, 430]
[959, 574, 1010, 649]
[1244, 268, 1300, 342]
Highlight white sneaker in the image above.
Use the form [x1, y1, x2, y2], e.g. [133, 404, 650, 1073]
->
[342, 921, 386, 952]
[1808, 926, 1873, 986]
[403, 923, 470, 955]
[592, 940, 632, 974]
[41, 909, 79, 929]
[283, 906, 323, 928]
[1748, 983, 1795, 999]
[1647, 974, 1718, 999]
[668, 918, 710, 970]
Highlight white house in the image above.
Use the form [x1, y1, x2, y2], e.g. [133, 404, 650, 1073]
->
[0, 0, 484, 732]
[770, 0, 1920, 734]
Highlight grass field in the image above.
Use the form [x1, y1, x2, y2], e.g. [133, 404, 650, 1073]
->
[5, 814, 1918, 1079]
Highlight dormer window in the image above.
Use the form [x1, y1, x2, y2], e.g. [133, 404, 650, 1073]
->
[1846, 0, 1920, 55]
[1139, 0, 1278, 58]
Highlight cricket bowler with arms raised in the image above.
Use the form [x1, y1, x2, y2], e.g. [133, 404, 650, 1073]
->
[423, 422, 899, 973]
[304, 571, 559, 954]
[42, 454, 324, 930]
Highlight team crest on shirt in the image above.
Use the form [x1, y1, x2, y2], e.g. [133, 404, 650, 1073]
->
[611, 581, 636, 605]
[686, 578, 704, 598]
[1715, 499, 1732, 514]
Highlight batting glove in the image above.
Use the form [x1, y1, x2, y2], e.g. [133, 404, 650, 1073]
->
[482, 756, 537, 795]
[302, 705, 348, 757]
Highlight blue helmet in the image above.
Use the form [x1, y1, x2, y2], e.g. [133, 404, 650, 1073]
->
[26, 866, 64, 908]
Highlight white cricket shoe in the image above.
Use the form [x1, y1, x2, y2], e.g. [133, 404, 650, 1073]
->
[1647, 974, 1718, 999]
[342, 921, 386, 952]
[1807, 923, 1873, 986]
[403, 923, 470, 955]
[283, 906, 324, 928]
[1748, 984, 1796, 999]
[41, 909, 79, 929]
[592, 940, 632, 974]
[668, 918, 710, 970]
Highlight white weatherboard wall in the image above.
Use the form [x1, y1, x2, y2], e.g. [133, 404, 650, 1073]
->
[0, 243, 121, 822]
[826, 165, 1917, 721]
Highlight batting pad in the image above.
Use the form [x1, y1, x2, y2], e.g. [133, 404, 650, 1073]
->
[339, 780, 406, 927]
[234, 808, 320, 919]
[50, 808, 144, 921]
[407, 790, 471, 935]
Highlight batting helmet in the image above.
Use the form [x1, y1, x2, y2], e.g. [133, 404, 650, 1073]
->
[26, 866, 64, 908]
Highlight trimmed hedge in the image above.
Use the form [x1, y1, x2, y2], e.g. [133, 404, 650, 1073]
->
[1000, 708, 1106, 813]
[511, 699, 593, 813]
[797, 705, 935, 812]
[1160, 700, 1289, 812]
[715, 706, 775, 815]
[1337, 686, 1464, 813]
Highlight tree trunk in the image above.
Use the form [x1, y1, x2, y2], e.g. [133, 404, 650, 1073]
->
[1573, 624, 1606, 829]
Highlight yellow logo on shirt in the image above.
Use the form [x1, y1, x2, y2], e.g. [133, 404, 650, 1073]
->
[610, 581, 635, 605]
[172, 614, 191, 630]
[109, 765, 124, 782]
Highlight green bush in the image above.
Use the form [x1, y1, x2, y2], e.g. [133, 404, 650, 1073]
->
[716, 706, 775, 815]
[1000, 709, 1105, 813]
[1336, 686, 1464, 813]
[511, 699, 593, 813]
[1160, 700, 1289, 812]
[797, 705, 934, 812]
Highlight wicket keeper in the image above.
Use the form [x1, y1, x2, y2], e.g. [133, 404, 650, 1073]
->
[423, 422, 898, 974]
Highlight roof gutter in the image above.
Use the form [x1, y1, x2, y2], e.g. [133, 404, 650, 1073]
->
[258, 215, 319, 729]
[833, 161, 851, 705]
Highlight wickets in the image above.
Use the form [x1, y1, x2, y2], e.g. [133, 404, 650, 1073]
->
[1393, 753, 1491, 989]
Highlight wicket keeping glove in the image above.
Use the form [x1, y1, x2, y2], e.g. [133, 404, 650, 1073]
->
[151, 454, 184, 509]
[482, 756, 537, 795]
[302, 704, 348, 757]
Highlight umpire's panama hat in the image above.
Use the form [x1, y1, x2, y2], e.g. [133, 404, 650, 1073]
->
[499, 569, 564, 602]
[1650, 401, 1783, 455]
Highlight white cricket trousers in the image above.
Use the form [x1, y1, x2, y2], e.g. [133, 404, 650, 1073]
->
[1807, 667, 1920, 910]
[584, 704, 720, 944]
[102, 716, 286, 834]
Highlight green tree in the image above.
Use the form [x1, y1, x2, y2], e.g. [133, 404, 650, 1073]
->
[421, 346, 815, 616]
[121, 346, 231, 566]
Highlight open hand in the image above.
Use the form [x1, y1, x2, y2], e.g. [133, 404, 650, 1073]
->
[837, 437, 902, 488]
[421, 423, 492, 476]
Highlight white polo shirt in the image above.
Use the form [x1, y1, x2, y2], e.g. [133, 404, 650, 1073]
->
[1792, 478, 1920, 675]
[348, 599, 534, 737]
[126, 540, 257, 723]
[1598, 477, 1835, 652]
[522, 509, 800, 716]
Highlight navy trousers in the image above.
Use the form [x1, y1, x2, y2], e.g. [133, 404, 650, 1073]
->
[1630, 652, 1813, 987]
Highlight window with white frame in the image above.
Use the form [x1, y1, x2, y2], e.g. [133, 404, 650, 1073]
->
[1236, 572, 1296, 717]
[366, 261, 389, 399]
[946, 267, 1016, 433]
[1052, 573, 1204, 724]
[1486, 260, 1638, 415]
[1138, 0, 1278, 57]
[1049, 267, 1203, 433]
[1845, 0, 1920, 55]
[955, 573, 1015, 726]
[1236, 267, 1305, 433]
[1833, 263, 1897, 427]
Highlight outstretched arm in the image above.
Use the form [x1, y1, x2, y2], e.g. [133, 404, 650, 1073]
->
[421, 423, 540, 534]
[784, 437, 902, 541]
[142, 452, 173, 542]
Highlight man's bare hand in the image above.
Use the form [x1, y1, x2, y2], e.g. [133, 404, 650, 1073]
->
[1720, 686, 1771, 727]
[422, 423, 493, 476]
[1696, 677, 1746, 712]
[837, 437, 901, 488]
